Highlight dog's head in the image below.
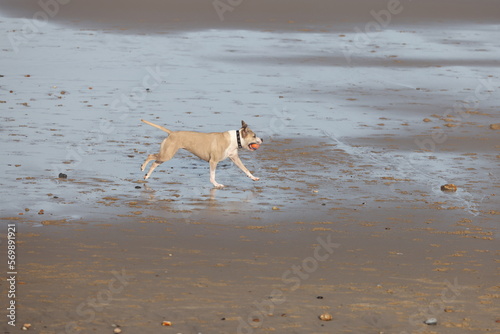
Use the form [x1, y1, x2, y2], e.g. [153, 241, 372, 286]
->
[240, 120, 263, 151]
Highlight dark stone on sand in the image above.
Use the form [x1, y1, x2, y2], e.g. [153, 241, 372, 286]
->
[135, 186, 141, 189]
[58, 173, 67, 179]
[317, 296, 324, 299]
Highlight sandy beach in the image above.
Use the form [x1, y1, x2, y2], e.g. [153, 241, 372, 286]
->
[0, 0, 499, 333]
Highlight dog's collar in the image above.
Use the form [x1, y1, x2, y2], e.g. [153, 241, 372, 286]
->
[236, 130, 243, 149]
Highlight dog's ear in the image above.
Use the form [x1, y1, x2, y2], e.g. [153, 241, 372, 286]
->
[241, 120, 248, 129]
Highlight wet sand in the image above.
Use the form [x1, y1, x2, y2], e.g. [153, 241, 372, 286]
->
[1, 0, 499, 333]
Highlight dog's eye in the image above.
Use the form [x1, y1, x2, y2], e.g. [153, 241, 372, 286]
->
[253, 135, 256, 138]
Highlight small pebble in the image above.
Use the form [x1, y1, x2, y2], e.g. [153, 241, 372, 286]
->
[319, 313, 333, 321]
[441, 184, 457, 192]
[424, 318, 437, 325]
[38, 209, 44, 215]
[316, 296, 324, 299]
[58, 173, 67, 179]
[272, 206, 279, 210]
[113, 328, 122, 333]
[161, 321, 172, 326]
[135, 186, 141, 189]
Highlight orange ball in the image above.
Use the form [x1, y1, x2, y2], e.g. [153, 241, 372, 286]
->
[249, 143, 260, 150]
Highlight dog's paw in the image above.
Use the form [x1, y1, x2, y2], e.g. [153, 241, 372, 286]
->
[251, 176, 260, 181]
[213, 183, 225, 189]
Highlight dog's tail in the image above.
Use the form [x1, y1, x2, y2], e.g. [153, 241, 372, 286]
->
[141, 119, 172, 134]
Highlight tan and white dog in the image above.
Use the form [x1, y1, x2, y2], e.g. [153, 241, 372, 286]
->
[140, 119, 263, 188]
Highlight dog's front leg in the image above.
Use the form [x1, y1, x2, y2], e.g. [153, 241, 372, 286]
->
[209, 160, 225, 189]
[229, 154, 259, 181]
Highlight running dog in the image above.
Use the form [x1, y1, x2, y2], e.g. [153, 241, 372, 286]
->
[140, 119, 263, 188]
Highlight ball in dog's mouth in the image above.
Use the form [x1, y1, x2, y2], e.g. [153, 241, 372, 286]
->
[249, 143, 260, 150]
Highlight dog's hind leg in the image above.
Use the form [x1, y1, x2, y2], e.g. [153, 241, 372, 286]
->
[144, 160, 163, 180]
[143, 144, 179, 180]
[141, 154, 157, 172]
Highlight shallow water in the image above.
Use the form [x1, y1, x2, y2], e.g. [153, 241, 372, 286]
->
[0, 9, 499, 227]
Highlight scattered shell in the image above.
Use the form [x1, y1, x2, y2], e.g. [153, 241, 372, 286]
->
[272, 206, 280, 210]
[423, 118, 432, 122]
[424, 318, 438, 325]
[113, 328, 122, 334]
[441, 184, 457, 192]
[38, 209, 44, 215]
[319, 313, 333, 321]
[161, 321, 172, 326]
[22, 323, 31, 330]
[490, 123, 500, 130]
